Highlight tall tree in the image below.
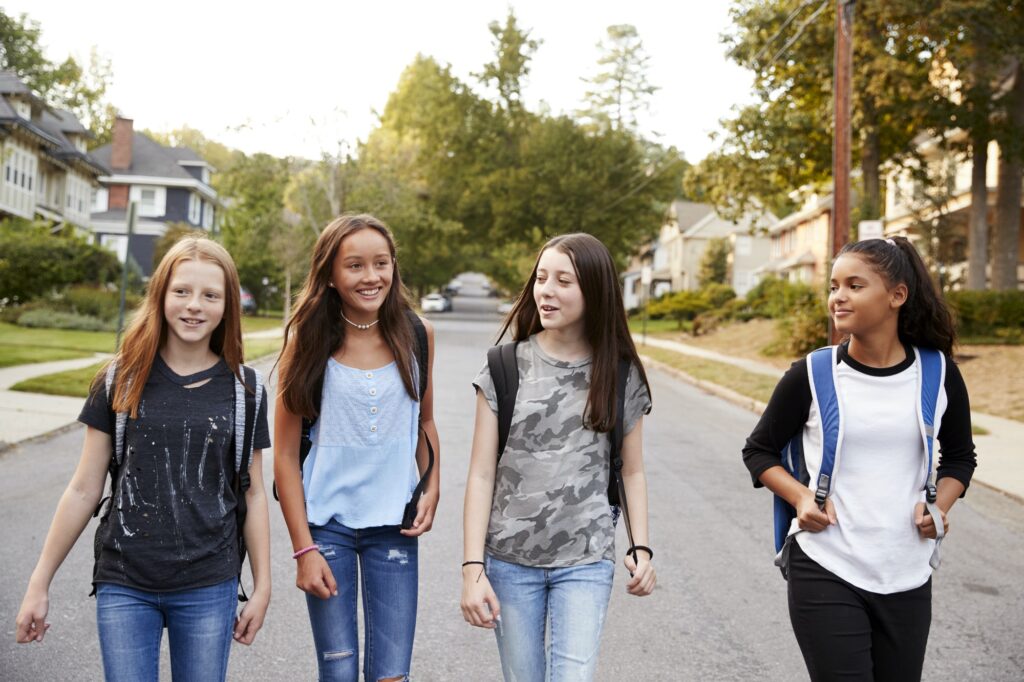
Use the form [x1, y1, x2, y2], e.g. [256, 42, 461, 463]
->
[993, 60, 1024, 289]
[0, 10, 116, 142]
[698, 238, 731, 286]
[476, 10, 540, 121]
[579, 24, 659, 132]
[704, 1, 934, 223]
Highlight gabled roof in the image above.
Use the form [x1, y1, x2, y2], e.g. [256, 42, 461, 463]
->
[682, 207, 778, 240]
[669, 199, 715, 231]
[770, 194, 833, 233]
[91, 133, 201, 180]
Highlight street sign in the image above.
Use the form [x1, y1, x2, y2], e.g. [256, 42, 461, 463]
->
[858, 220, 884, 241]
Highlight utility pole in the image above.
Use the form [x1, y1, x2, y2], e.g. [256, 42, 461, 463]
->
[116, 200, 137, 350]
[829, 0, 855, 344]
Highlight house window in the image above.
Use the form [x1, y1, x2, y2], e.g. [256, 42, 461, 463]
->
[13, 100, 30, 118]
[201, 167, 211, 185]
[100, 234, 128, 263]
[202, 201, 214, 229]
[188, 193, 200, 223]
[736, 235, 752, 256]
[93, 187, 108, 212]
[140, 188, 157, 212]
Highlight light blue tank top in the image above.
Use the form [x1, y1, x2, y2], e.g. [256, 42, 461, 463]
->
[302, 357, 420, 528]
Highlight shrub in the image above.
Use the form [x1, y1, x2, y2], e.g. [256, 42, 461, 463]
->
[947, 290, 1024, 341]
[63, 286, 140, 321]
[0, 225, 120, 302]
[745, 276, 819, 319]
[18, 309, 113, 332]
[647, 290, 712, 329]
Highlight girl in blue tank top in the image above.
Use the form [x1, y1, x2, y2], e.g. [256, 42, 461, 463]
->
[274, 214, 440, 682]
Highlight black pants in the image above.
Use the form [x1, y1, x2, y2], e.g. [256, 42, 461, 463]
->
[787, 541, 932, 682]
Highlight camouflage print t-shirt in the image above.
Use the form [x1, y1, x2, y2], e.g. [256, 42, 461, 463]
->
[472, 335, 652, 568]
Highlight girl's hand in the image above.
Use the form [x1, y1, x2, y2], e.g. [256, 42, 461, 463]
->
[914, 502, 949, 539]
[296, 551, 337, 600]
[796, 491, 836, 532]
[233, 589, 269, 645]
[624, 554, 656, 596]
[15, 586, 51, 643]
[460, 566, 501, 629]
[400, 488, 439, 537]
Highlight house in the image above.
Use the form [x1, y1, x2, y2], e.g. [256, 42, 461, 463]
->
[757, 190, 832, 287]
[621, 199, 775, 309]
[884, 132, 1023, 287]
[0, 71, 106, 230]
[90, 117, 218, 274]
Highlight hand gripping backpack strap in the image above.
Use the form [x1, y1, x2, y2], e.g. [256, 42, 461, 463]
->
[773, 346, 839, 572]
[609, 358, 639, 565]
[402, 312, 435, 530]
[233, 365, 261, 601]
[915, 347, 946, 569]
[487, 342, 520, 460]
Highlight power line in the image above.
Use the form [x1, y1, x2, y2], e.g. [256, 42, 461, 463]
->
[751, 0, 818, 65]
[770, 0, 831, 69]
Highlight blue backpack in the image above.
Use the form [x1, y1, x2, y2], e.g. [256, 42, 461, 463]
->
[773, 345, 946, 572]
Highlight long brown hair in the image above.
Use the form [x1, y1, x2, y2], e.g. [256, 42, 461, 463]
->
[498, 233, 651, 432]
[95, 236, 244, 417]
[839, 236, 957, 356]
[277, 214, 418, 419]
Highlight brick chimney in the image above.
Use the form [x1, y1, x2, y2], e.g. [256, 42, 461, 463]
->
[111, 116, 134, 170]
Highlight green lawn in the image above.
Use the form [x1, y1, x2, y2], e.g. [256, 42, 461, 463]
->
[241, 314, 284, 335]
[0, 322, 115, 368]
[627, 317, 689, 334]
[11, 336, 282, 397]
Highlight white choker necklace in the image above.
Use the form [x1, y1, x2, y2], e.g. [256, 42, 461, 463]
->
[341, 312, 379, 330]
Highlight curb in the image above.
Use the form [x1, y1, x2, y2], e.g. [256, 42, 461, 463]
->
[0, 419, 80, 456]
[639, 353, 768, 415]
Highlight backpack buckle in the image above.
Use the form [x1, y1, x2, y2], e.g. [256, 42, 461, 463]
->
[814, 474, 830, 508]
[926, 483, 937, 504]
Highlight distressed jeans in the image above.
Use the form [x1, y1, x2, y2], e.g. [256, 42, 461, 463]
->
[485, 555, 615, 682]
[306, 521, 418, 682]
[95, 577, 238, 682]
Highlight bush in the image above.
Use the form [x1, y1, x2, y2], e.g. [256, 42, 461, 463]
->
[0, 224, 121, 302]
[947, 290, 1024, 341]
[745, 276, 819, 319]
[17, 308, 113, 332]
[63, 286, 140, 321]
[647, 290, 712, 329]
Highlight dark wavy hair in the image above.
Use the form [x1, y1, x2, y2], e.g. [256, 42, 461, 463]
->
[838, 236, 957, 356]
[499, 233, 651, 432]
[277, 214, 418, 419]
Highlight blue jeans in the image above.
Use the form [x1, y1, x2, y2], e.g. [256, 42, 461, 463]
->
[95, 577, 238, 682]
[306, 521, 418, 681]
[485, 555, 615, 682]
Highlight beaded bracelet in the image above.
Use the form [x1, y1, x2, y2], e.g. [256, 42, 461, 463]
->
[292, 544, 319, 559]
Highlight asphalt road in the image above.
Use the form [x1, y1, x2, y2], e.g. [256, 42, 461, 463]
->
[2, 302, 1023, 680]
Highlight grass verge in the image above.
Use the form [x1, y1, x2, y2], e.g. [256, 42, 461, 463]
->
[638, 345, 779, 405]
[12, 337, 284, 397]
[241, 315, 284, 335]
[0, 322, 115, 368]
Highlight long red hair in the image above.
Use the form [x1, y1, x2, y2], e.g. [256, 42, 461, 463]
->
[94, 236, 244, 417]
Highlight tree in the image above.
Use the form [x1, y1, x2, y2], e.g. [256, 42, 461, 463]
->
[698, 238, 731, 286]
[144, 126, 243, 180]
[218, 153, 292, 308]
[993, 60, 1024, 290]
[476, 10, 540, 120]
[0, 10, 116, 142]
[704, 1, 935, 223]
[153, 223, 206, 270]
[579, 24, 659, 132]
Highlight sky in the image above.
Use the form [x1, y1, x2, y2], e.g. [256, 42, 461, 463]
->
[8, 1, 756, 162]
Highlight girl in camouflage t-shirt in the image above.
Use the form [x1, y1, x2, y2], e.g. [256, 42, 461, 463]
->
[462, 233, 655, 682]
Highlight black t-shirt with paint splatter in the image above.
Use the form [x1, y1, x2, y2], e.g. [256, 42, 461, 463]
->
[79, 355, 270, 592]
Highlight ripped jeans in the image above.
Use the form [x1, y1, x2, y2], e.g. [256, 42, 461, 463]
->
[306, 521, 418, 682]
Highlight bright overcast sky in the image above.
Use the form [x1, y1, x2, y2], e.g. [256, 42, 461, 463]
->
[10, 1, 755, 162]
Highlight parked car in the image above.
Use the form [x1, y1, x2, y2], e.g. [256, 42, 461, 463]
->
[240, 287, 257, 315]
[421, 293, 451, 313]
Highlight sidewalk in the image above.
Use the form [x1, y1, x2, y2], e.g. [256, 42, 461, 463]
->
[635, 333, 1024, 503]
[0, 328, 285, 452]
[0, 354, 111, 448]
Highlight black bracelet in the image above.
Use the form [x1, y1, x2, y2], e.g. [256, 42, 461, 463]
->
[461, 560, 485, 568]
[627, 545, 654, 561]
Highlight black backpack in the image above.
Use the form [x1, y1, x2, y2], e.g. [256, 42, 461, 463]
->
[486, 342, 638, 555]
[96, 361, 263, 601]
[273, 310, 434, 530]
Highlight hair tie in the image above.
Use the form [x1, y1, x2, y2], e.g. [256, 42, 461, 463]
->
[885, 238, 896, 246]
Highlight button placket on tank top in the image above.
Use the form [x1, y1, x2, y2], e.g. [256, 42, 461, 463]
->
[366, 371, 379, 435]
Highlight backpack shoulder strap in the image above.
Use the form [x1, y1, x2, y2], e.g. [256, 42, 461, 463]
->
[487, 342, 519, 460]
[236, 365, 261, 478]
[806, 345, 840, 506]
[914, 346, 945, 501]
[104, 359, 127, 467]
[406, 309, 429, 401]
